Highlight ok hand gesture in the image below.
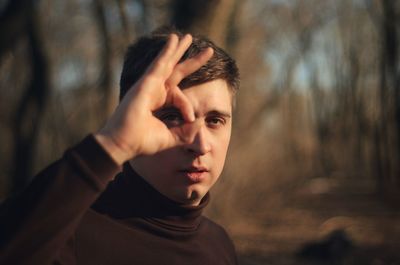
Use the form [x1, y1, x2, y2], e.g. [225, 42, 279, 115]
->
[95, 34, 214, 165]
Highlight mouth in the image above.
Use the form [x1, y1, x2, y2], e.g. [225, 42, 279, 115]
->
[179, 167, 209, 183]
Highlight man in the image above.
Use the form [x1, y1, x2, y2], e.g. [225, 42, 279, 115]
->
[0, 28, 239, 264]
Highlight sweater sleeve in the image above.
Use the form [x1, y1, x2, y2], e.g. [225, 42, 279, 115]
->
[0, 135, 121, 265]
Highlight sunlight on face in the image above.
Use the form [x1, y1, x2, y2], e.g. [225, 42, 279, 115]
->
[130, 79, 233, 205]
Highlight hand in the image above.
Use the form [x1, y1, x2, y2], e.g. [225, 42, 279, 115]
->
[95, 34, 214, 165]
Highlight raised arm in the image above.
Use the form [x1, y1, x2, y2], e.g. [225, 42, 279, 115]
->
[0, 34, 213, 265]
[0, 136, 120, 264]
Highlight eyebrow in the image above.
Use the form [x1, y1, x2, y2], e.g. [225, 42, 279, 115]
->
[207, 110, 232, 119]
[154, 106, 231, 119]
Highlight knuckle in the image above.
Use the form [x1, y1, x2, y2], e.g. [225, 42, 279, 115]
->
[165, 78, 175, 89]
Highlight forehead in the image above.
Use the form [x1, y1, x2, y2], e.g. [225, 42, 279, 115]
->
[181, 79, 233, 114]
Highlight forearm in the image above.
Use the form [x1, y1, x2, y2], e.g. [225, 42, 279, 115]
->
[0, 135, 120, 265]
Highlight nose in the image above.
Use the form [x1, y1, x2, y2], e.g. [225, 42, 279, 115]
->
[181, 122, 211, 156]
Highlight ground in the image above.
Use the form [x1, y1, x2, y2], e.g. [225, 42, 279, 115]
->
[228, 176, 400, 265]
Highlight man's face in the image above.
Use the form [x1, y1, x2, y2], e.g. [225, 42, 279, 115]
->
[130, 79, 232, 206]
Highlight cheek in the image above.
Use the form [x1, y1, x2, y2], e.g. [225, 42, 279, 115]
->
[212, 136, 231, 170]
[217, 129, 231, 154]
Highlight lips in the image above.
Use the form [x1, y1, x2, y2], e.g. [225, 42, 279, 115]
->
[179, 166, 209, 182]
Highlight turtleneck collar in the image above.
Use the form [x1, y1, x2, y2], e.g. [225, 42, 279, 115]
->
[92, 163, 209, 230]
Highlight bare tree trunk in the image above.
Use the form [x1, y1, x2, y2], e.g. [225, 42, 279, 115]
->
[170, 0, 237, 48]
[93, 0, 114, 120]
[0, 0, 33, 60]
[116, 0, 134, 43]
[376, 0, 400, 196]
[11, 3, 49, 193]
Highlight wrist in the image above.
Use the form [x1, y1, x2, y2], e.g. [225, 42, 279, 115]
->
[93, 132, 134, 165]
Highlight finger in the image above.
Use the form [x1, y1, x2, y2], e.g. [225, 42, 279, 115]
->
[167, 47, 214, 87]
[170, 34, 193, 65]
[147, 34, 179, 75]
[168, 86, 195, 122]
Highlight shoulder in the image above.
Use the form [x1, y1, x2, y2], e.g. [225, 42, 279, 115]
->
[201, 217, 232, 239]
[200, 216, 237, 259]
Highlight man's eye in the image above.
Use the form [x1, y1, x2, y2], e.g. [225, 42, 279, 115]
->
[160, 113, 184, 126]
[206, 116, 225, 127]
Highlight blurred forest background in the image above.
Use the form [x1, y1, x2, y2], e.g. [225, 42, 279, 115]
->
[0, 0, 399, 264]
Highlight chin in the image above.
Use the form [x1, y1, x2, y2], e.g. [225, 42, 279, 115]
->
[175, 188, 204, 206]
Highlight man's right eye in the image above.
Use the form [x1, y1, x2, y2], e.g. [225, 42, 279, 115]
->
[160, 112, 184, 127]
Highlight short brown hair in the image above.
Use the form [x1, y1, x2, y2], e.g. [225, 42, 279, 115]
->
[119, 27, 240, 101]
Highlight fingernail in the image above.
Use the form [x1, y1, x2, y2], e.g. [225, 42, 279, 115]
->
[185, 34, 192, 41]
[190, 112, 195, 122]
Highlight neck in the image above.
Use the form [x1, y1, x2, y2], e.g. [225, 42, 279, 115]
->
[92, 163, 210, 229]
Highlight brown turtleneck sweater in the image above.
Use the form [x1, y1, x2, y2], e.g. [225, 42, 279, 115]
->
[0, 135, 237, 265]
